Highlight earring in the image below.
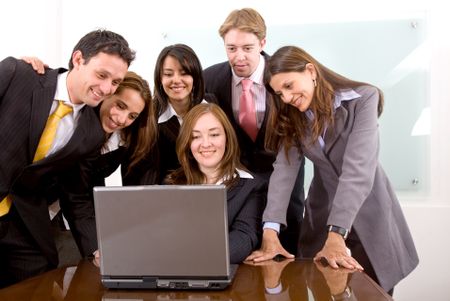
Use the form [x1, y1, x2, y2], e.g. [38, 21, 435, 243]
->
[313, 79, 317, 87]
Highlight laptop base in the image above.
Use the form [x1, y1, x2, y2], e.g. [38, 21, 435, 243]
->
[102, 264, 239, 290]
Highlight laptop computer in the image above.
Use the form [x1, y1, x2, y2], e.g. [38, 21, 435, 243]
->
[93, 184, 238, 290]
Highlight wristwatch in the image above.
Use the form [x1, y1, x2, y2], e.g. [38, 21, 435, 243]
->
[331, 286, 352, 301]
[328, 225, 349, 240]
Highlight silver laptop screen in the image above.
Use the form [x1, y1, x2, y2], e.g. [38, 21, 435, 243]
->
[93, 185, 230, 278]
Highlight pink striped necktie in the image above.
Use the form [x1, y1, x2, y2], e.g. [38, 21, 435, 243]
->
[239, 78, 258, 141]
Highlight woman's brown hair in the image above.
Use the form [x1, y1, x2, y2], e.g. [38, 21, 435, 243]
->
[117, 71, 157, 174]
[264, 45, 383, 153]
[166, 103, 245, 187]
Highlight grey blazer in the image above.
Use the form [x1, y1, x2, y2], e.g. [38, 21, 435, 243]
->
[263, 85, 418, 291]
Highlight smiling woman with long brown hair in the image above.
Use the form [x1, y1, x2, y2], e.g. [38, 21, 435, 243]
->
[166, 103, 266, 263]
[247, 45, 418, 296]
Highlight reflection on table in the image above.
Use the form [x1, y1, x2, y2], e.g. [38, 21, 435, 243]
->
[0, 258, 393, 301]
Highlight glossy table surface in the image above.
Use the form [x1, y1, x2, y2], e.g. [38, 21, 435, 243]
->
[0, 258, 392, 300]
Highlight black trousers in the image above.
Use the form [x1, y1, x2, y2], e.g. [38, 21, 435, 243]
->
[51, 213, 82, 268]
[0, 206, 54, 289]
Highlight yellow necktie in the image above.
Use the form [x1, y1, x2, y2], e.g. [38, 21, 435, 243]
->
[0, 100, 72, 216]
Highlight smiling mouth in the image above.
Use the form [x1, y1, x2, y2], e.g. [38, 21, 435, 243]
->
[91, 88, 103, 99]
[171, 86, 185, 92]
[290, 96, 302, 107]
[200, 150, 215, 156]
[109, 117, 121, 129]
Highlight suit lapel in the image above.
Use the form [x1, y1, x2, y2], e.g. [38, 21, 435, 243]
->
[254, 53, 271, 142]
[28, 69, 61, 159]
[221, 67, 235, 123]
[324, 106, 348, 154]
[55, 108, 89, 159]
[256, 92, 272, 142]
[226, 177, 244, 202]
[34, 105, 103, 166]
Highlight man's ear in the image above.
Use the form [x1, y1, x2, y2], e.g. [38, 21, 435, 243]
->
[260, 37, 267, 50]
[71, 50, 84, 69]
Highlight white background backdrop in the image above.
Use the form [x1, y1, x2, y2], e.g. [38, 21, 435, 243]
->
[1, 0, 449, 299]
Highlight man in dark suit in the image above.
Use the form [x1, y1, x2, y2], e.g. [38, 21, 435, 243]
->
[203, 8, 305, 259]
[0, 29, 135, 287]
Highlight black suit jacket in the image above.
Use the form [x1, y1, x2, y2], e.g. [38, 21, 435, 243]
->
[0, 57, 104, 265]
[122, 94, 218, 185]
[227, 175, 266, 263]
[204, 54, 306, 256]
[203, 53, 275, 173]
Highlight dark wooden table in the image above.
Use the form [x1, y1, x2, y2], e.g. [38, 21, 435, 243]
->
[0, 258, 392, 300]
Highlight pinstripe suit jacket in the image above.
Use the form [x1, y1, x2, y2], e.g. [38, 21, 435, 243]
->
[0, 57, 104, 265]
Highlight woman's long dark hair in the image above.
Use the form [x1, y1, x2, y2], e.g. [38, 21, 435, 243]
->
[264, 46, 383, 153]
[153, 44, 205, 116]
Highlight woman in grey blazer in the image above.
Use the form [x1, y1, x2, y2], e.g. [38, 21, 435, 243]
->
[166, 103, 266, 263]
[247, 45, 418, 294]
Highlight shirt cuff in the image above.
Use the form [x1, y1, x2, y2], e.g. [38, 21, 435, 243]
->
[263, 222, 281, 233]
[265, 283, 283, 294]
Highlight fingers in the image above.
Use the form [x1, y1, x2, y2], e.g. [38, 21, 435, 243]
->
[245, 248, 294, 263]
[314, 254, 364, 271]
[252, 252, 281, 263]
[276, 249, 295, 260]
[32, 61, 46, 74]
[314, 255, 341, 269]
[21, 56, 33, 64]
[245, 250, 268, 262]
[246, 229, 295, 263]
[245, 250, 263, 261]
[92, 256, 100, 268]
[20, 56, 46, 74]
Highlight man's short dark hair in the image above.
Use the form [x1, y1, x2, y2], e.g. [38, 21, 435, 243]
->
[68, 29, 135, 70]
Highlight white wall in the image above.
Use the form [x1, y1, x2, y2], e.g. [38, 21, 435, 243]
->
[0, 1, 61, 65]
[1, 0, 449, 299]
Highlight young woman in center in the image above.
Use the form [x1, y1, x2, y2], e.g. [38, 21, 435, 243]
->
[166, 103, 265, 263]
[122, 44, 216, 185]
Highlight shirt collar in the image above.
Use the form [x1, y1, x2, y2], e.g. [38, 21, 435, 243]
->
[158, 103, 180, 124]
[55, 71, 86, 118]
[215, 168, 254, 185]
[305, 88, 361, 120]
[236, 168, 254, 179]
[101, 130, 124, 154]
[158, 99, 209, 124]
[232, 54, 265, 87]
[334, 88, 361, 110]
